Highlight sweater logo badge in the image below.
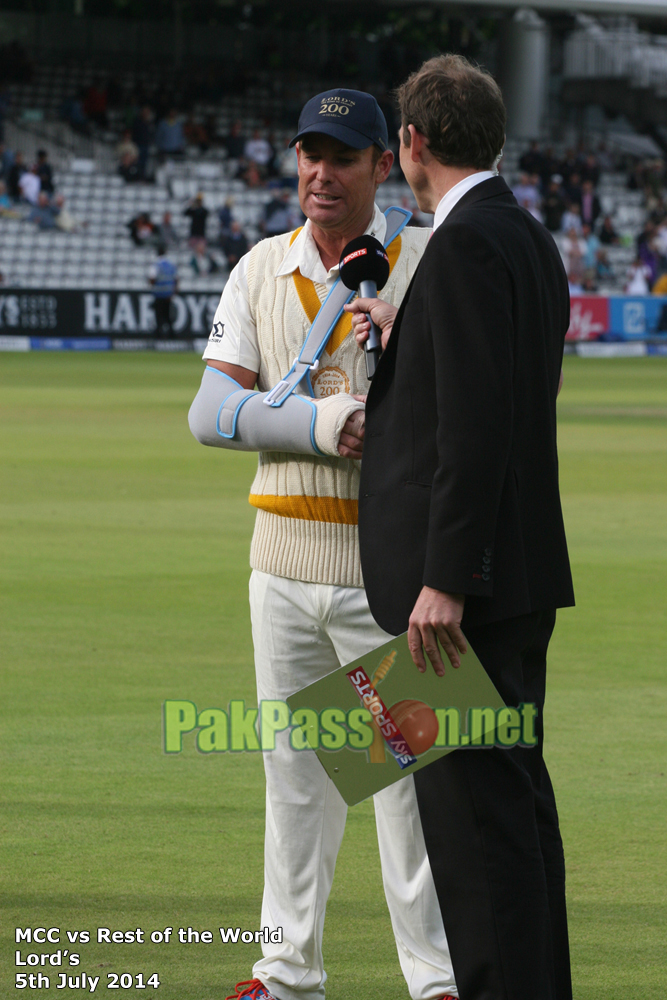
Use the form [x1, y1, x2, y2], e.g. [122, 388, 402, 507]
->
[312, 365, 350, 397]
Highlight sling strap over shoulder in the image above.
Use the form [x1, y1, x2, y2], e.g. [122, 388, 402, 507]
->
[263, 206, 412, 407]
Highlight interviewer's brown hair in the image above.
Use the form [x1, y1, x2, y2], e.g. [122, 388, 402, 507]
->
[396, 54, 506, 170]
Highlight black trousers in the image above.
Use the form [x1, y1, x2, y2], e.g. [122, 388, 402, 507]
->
[154, 296, 173, 337]
[414, 609, 571, 1000]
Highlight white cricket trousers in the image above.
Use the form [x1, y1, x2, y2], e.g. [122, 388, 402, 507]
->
[249, 570, 457, 1000]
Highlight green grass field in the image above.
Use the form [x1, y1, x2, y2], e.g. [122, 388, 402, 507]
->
[1, 353, 666, 999]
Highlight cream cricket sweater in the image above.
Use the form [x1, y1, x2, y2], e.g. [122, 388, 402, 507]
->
[246, 224, 429, 588]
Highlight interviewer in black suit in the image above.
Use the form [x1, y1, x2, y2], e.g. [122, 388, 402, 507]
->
[347, 55, 575, 1000]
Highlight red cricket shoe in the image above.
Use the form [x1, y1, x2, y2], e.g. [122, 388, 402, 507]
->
[226, 979, 279, 1000]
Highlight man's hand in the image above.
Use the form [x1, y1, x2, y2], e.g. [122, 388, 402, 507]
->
[344, 298, 398, 351]
[407, 586, 467, 676]
[337, 396, 366, 459]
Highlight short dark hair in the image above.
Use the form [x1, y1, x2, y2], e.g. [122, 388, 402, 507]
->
[396, 54, 506, 170]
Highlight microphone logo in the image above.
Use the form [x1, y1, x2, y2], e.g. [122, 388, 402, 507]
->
[342, 248, 368, 266]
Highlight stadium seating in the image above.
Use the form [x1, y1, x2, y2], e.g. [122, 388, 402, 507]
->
[0, 66, 654, 296]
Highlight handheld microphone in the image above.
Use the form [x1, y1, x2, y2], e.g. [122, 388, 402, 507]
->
[339, 235, 390, 379]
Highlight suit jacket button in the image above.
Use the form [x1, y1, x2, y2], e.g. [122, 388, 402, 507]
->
[484, 547, 492, 556]
[482, 573, 490, 581]
[483, 557, 491, 565]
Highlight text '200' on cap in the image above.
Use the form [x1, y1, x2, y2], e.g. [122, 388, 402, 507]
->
[289, 90, 388, 151]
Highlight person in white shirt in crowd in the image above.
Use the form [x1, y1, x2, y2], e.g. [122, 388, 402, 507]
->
[243, 128, 273, 174]
[561, 201, 583, 234]
[626, 257, 652, 295]
[18, 163, 40, 204]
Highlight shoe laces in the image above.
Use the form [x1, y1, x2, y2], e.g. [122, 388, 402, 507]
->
[226, 979, 274, 1000]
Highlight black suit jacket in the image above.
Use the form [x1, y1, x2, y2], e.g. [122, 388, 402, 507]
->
[359, 176, 575, 633]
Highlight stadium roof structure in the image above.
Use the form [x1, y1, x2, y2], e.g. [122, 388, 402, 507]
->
[403, 0, 667, 14]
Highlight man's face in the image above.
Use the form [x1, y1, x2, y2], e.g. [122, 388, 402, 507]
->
[297, 133, 391, 232]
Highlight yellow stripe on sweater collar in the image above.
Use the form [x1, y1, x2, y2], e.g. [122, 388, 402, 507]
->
[289, 229, 402, 356]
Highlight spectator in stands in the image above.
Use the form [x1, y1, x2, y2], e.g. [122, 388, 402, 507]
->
[626, 257, 652, 295]
[221, 220, 250, 269]
[651, 269, 667, 296]
[35, 150, 54, 196]
[543, 176, 567, 232]
[243, 128, 273, 175]
[132, 106, 153, 180]
[52, 194, 83, 233]
[184, 116, 210, 153]
[512, 173, 540, 213]
[561, 202, 583, 235]
[203, 113, 221, 147]
[155, 109, 185, 160]
[224, 120, 246, 161]
[278, 138, 298, 189]
[654, 219, 667, 266]
[564, 171, 582, 209]
[62, 89, 90, 136]
[149, 244, 178, 338]
[596, 142, 614, 173]
[84, 80, 108, 129]
[599, 215, 619, 245]
[261, 189, 298, 237]
[19, 164, 40, 205]
[217, 197, 234, 239]
[644, 160, 665, 208]
[567, 272, 583, 296]
[117, 129, 139, 165]
[539, 146, 559, 192]
[28, 192, 58, 230]
[580, 153, 600, 187]
[639, 236, 660, 287]
[637, 219, 656, 253]
[184, 192, 209, 242]
[119, 151, 141, 183]
[594, 249, 613, 285]
[519, 140, 545, 177]
[242, 160, 263, 189]
[128, 211, 157, 247]
[184, 193, 218, 274]
[578, 180, 601, 229]
[157, 211, 179, 247]
[0, 141, 14, 182]
[558, 148, 578, 185]
[0, 179, 13, 213]
[563, 226, 587, 284]
[7, 150, 25, 201]
[581, 224, 600, 271]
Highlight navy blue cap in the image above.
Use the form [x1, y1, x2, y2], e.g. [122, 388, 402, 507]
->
[289, 89, 388, 152]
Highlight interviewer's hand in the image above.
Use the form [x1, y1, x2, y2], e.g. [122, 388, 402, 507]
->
[344, 298, 398, 351]
[407, 586, 467, 675]
[337, 396, 366, 459]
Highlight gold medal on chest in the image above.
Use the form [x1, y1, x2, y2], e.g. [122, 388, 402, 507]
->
[312, 365, 351, 397]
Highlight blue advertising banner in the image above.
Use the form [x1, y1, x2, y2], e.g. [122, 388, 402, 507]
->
[608, 297, 667, 339]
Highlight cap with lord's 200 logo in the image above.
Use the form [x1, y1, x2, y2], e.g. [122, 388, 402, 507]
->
[288, 89, 388, 152]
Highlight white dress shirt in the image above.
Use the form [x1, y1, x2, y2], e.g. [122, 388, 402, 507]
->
[432, 170, 496, 232]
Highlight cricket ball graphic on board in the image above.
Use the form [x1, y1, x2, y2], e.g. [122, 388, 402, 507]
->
[388, 700, 439, 756]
